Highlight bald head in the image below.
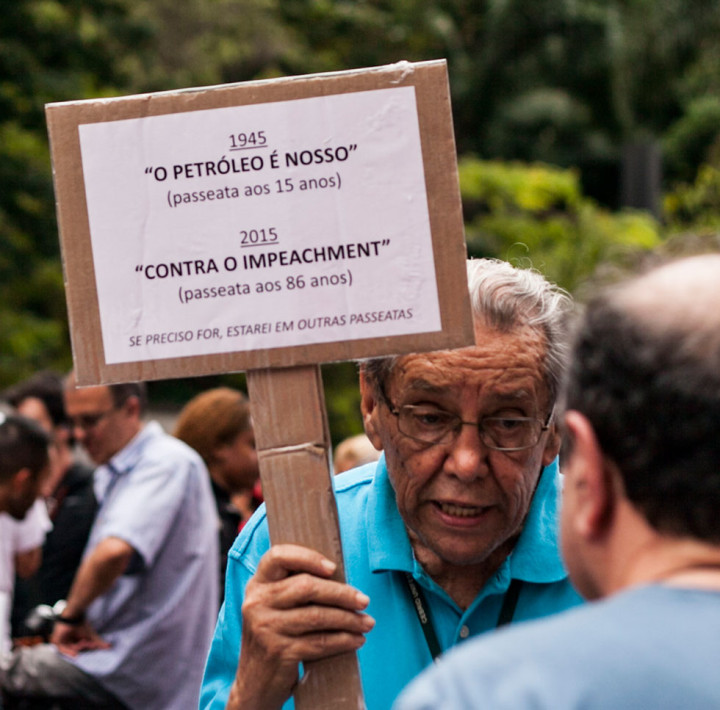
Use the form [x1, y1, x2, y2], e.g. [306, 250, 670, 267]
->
[611, 253, 720, 351]
[563, 253, 720, 542]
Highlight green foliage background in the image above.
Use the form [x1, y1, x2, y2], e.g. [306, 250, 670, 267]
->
[1, 0, 720, 443]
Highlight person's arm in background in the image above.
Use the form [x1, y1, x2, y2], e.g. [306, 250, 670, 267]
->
[14, 547, 42, 579]
[12, 498, 51, 578]
[50, 536, 134, 654]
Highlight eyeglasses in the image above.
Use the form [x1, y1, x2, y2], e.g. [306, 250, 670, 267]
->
[379, 384, 553, 452]
[69, 408, 116, 432]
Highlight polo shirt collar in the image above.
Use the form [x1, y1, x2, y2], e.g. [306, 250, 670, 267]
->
[366, 454, 567, 584]
[94, 421, 160, 502]
[367, 454, 415, 573]
[507, 457, 567, 583]
[105, 420, 159, 475]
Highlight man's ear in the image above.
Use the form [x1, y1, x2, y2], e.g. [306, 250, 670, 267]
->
[359, 371, 383, 451]
[11, 468, 32, 493]
[563, 410, 615, 541]
[541, 421, 562, 467]
[123, 395, 141, 419]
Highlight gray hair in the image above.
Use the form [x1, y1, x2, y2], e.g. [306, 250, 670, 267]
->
[362, 258, 574, 404]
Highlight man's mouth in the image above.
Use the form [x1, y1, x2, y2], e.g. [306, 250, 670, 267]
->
[436, 502, 486, 518]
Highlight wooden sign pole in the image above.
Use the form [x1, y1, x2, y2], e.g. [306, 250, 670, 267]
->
[247, 365, 364, 709]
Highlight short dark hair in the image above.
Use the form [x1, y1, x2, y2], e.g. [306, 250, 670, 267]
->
[3, 371, 67, 426]
[108, 382, 148, 416]
[0, 414, 51, 483]
[563, 285, 720, 542]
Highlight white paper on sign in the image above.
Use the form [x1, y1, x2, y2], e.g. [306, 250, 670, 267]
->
[78, 86, 441, 364]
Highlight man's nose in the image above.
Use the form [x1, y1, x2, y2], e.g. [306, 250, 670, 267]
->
[445, 422, 488, 481]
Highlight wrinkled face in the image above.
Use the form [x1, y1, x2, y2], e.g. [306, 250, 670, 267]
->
[364, 323, 559, 571]
[63, 384, 137, 465]
[214, 428, 259, 493]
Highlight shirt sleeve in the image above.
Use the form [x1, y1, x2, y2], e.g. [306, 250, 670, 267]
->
[13, 499, 52, 553]
[98, 449, 197, 567]
[200, 509, 278, 709]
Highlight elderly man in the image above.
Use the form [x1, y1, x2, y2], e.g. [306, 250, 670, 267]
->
[200, 258, 583, 710]
[1, 378, 218, 710]
[395, 253, 720, 709]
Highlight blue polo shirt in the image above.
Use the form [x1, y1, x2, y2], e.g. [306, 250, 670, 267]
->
[200, 455, 582, 710]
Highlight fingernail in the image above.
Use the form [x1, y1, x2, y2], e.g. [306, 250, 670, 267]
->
[356, 591, 370, 607]
[320, 558, 337, 573]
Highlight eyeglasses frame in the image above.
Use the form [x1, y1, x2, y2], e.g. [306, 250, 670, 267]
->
[376, 379, 554, 452]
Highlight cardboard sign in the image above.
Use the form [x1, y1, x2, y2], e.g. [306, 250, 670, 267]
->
[46, 60, 472, 384]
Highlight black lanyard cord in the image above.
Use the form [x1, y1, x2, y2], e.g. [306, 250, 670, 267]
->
[496, 577, 522, 627]
[404, 573, 523, 661]
[404, 573, 442, 660]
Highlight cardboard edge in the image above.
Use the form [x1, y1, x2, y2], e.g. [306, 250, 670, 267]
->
[47, 60, 474, 385]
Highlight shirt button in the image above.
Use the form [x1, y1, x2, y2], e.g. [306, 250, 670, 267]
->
[459, 625, 470, 639]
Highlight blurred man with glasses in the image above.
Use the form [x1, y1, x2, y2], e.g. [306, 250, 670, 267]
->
[201, 259, 583, 710]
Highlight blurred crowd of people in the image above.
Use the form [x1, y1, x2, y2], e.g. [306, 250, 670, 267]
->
[0, 370, 374, 708]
